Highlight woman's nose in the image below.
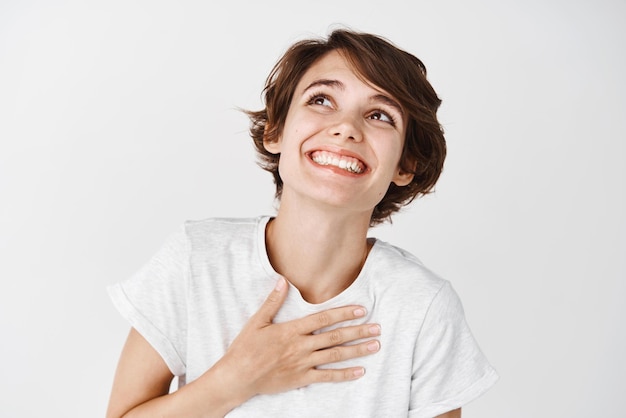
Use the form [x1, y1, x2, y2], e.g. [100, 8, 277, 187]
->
[330, 115, 363, 142]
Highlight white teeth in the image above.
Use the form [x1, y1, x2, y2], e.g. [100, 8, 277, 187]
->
[311, 151, 364, 174]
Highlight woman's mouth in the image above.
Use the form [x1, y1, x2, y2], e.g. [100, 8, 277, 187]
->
[309, 150, 366, 174]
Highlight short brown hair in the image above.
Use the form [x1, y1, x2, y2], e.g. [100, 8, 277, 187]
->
[247, 29, 446, 225]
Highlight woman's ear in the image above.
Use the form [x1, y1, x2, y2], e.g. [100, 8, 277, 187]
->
[263, 124, 282, 154]
[392, 168, 414, 186]
[392, 158, 416, 186]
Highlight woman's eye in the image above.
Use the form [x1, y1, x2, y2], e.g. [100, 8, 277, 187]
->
[370, 111, 395, 125]
[309, 95, 332, 107]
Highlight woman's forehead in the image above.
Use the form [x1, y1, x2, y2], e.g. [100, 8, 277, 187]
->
[296, 50, 398, 100]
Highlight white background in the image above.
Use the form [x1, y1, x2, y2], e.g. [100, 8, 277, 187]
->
[1, 0, 624, 416]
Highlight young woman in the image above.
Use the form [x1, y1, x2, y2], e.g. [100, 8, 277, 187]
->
[107, 29, 498, 418]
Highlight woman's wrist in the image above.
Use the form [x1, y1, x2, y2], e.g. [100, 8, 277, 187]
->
[169, 357, 252, 418]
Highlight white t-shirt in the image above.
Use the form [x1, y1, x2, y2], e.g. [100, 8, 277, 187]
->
[109, 217, 498, 417]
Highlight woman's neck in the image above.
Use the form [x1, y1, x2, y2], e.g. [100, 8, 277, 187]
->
[265, 201, 373, 304]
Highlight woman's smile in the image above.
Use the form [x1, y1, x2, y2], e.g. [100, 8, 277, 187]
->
[308, 150, 367, 175]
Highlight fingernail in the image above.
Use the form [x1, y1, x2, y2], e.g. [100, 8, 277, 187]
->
[275, 277, 285, 291]
[353, 308, 366, 317]
[353, 368, 365, 377]
[369, 325, 381, 336]
[367, 341, 380, 352]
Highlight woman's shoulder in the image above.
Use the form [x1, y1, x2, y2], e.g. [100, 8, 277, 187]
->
[181, 216, 269, 244]
[184, 216, 266, 231]
[367, 239, 449, 297]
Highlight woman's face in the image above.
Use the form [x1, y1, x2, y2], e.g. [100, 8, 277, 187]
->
[264, 50, 413, 218]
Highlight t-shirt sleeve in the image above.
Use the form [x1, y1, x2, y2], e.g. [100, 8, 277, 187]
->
[408, 281, 498, 418]
[107, 225, 189, 376]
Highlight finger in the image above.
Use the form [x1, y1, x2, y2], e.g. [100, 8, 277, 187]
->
[294, 306, 367, 335]
[305, 366, 367, 384]
[309, 339, 380, 366]
[308, 324, 381, 351]
[252, 277, 289, 326]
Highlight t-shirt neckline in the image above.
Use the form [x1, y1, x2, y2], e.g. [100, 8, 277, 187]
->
[255, 215, 379, 309]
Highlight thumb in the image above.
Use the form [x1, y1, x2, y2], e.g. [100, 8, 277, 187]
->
[254, 277, 289, 326]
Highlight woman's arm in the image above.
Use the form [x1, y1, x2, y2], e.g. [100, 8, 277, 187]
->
[106, 328, 174, 418]
[106, 328, 247, 418]
[435, 408, 461, 418]
[107, 277, 381, 418]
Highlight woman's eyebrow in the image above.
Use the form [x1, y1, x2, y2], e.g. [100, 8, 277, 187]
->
[301, 79, 404, 116]
[302, 79, 345, 93]
[371, 94, 404, 117]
